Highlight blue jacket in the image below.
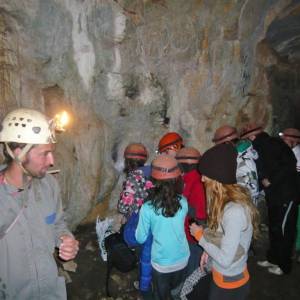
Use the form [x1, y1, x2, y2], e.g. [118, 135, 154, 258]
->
[135, 196, 190, 267]
[123, 212, 152, 291]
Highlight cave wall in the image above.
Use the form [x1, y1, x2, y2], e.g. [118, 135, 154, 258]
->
[0, 0, 295, 228]
[267, 64, 300, 133]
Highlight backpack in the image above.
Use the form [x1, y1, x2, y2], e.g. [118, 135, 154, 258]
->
[104, 231, 137, 296]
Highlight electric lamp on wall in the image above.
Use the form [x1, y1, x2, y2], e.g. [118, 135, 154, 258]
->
[52, 110, 70, 132]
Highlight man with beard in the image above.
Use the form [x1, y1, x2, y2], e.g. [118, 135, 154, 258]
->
[0, 108, 79, 299]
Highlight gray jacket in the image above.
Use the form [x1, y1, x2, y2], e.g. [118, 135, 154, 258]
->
[0, 170, 72, 300]
[199, 202, 253, 277]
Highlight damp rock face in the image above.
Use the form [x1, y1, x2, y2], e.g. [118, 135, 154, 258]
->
[0, 0, 299, 227]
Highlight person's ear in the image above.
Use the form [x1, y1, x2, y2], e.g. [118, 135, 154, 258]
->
[14, 147, 22, 156]
[13, 146, 29, 162]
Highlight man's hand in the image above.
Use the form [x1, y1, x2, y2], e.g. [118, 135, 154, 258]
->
[59, 235, 79, 261]
[262, 178, 271, 188]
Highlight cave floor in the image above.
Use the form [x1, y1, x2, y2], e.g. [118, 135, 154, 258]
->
[66, 223, 300, 300]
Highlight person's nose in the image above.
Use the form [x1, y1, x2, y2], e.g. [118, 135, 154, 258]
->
[47, 152, 55, 167]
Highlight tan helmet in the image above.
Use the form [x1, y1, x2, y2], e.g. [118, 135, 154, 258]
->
[212, 125, 238, 144]
[280, 128, 300, 143]
[124, 143, 148, 161]
[176, 147, 201, 164]
[240, 122, 263, 139]
[0, 108, 56, 144]
[151, 155, 181, 180]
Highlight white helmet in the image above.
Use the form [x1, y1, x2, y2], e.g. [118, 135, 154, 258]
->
[0, 108, 56, 144]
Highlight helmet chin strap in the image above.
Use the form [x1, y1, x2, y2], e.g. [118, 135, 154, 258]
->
[5, 143, 33, 175]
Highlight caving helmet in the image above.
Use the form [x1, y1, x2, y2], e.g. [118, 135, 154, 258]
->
[212, 125, 238, 144]
[158, 132, 184, 154]
[240, 123, 263, 139]
[176, 147, 201, 164]
[124, 143, 148, 161]
[151, 155, 181, 180]
[0, 108, 56, 145]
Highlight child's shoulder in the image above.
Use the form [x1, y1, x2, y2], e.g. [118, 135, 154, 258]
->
[184, 169, 201, 181]
[131, 169, 144, 175]
[127, 169, 145, 180]
[179, 195, 188, 208]
[141, 200, 153, 209]
[138, 165, 152, 178]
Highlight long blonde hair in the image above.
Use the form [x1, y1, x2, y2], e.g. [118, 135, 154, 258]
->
[204, 177, 260, 239]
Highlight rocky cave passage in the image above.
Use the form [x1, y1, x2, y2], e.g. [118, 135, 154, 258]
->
[1, 1, 300, 299]
[0, 0, 299, 229]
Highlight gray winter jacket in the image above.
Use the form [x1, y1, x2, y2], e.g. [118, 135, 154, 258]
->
[198, 202, 253, 277]
[0, 169, 72, 300]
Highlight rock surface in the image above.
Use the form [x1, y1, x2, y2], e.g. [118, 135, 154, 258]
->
[0, 0, 300, 226]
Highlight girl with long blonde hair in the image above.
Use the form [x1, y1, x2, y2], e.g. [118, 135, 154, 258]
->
[205, 178, 259, 239]
[190, 143, 259, 300]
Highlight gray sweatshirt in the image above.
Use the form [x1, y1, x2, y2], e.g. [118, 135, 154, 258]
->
[199, 202, 253, 276]
[0, 171, 72, 300]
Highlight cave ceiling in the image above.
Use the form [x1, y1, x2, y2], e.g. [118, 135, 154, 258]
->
[266, 1, 300, 64]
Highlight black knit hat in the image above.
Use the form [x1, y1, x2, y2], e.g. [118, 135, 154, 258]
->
[198, 143, 237, 184]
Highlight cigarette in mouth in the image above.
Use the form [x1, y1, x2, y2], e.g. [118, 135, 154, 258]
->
[47, 169, 61, 174]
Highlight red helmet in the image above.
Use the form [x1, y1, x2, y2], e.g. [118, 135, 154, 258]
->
[151, 155, 181, 180]
[176, 147, 201, 164]
[124, 143, 148, 161]
[212, 125, 238, 144]
[158, 132, 184, 153]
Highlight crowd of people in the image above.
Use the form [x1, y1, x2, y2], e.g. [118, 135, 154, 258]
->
[117, 126, 300, 300]
[0, 107, 299, 300]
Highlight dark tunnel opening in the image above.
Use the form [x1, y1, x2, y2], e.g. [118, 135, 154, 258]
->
[264, 1, 300, 132]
